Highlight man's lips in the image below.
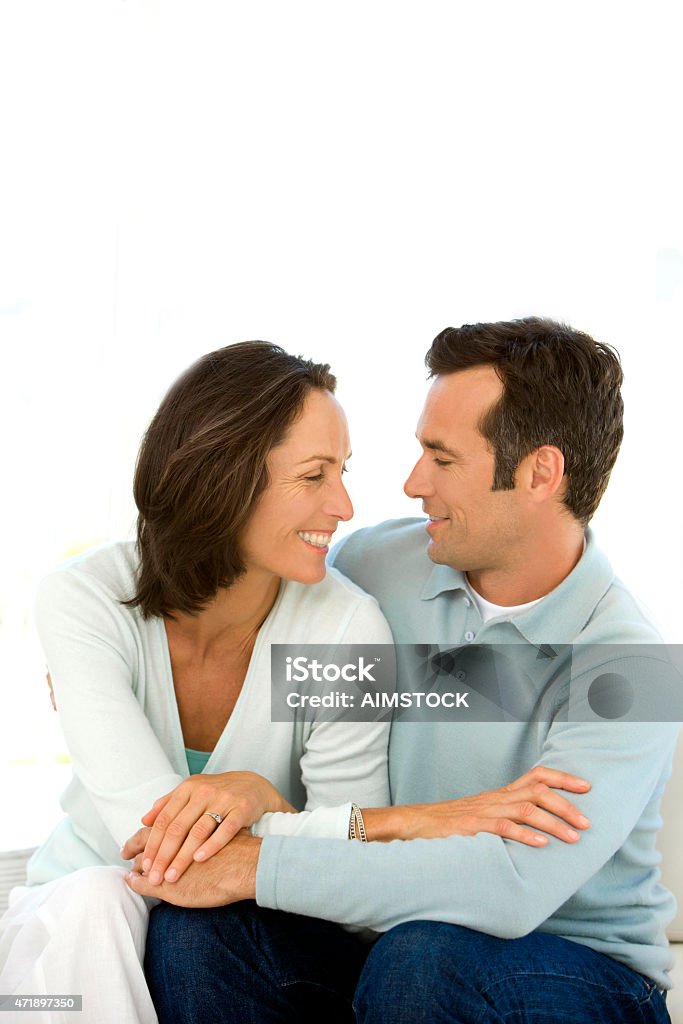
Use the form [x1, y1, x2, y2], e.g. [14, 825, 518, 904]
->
[425, 515, 448, 533]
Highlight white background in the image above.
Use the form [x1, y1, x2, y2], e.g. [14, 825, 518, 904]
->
[1, 0, 681, 848]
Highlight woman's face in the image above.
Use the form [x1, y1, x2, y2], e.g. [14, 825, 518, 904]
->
[240, 389, 353, 585]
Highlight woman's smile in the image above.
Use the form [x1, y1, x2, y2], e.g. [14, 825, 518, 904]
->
[297, 530, 335, 551]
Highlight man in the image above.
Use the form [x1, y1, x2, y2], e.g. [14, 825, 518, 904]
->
[130, 318, 678, 1023]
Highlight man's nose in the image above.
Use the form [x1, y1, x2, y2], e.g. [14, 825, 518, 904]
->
[404, 456, 432, 499]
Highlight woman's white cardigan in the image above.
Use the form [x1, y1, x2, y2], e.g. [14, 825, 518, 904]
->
[27, 541, 392, 884]
[0, 543, 392, 1023]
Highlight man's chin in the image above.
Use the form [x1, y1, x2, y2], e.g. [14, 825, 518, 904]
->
[426, 537, 470, 572]
[426, 538, 449, 565]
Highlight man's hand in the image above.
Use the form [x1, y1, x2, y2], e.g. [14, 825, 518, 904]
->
[363, 766, 592, 846]
[120, 826, 152, 863]
[124, 830, 262, 908]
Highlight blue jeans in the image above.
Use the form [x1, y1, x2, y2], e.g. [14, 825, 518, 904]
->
[145, 901, 366, 1023]
[145, 903, 671, 1023]
[355, 921, 671, 1023]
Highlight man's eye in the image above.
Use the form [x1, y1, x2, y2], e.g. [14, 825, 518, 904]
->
[433, 458, 451, 467]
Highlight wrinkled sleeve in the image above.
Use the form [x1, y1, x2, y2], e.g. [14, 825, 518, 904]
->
[35, 569, 184, 846]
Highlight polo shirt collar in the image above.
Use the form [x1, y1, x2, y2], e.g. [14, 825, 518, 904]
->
[421, 562, 469, 601]
[420, 529, 615, 646]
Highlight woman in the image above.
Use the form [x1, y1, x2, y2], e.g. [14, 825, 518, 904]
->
[0, 342, 587, 1024]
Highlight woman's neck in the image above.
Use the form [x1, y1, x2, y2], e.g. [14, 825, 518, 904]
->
[165, 569, 281, 661]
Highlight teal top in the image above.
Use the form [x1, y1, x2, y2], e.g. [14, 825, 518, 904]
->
[185, 748, 212, 775]
[256, 518, 680, 990]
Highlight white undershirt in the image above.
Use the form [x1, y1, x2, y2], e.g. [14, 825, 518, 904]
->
[464, 578, 543, 623]
[465, 537, 587, 624]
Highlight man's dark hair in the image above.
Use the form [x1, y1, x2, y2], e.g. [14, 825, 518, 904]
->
[426, 317, 624, 526]
[124, 341, 336, 618]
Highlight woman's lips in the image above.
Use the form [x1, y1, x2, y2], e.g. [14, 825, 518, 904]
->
[297, 530, 333, 551]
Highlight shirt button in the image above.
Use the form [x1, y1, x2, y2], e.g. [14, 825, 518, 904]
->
[455, 670, 466, 681]
[463, 597, 472, 607]
[464, 631, 475, 642]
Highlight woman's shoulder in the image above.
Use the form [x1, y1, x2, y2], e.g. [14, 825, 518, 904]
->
[286, 564, 377, 608]
[274, 567, 394, 644]
[36, 540, 140, 612]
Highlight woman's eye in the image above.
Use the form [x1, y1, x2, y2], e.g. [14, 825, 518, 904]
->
[304, 463, 348, 481]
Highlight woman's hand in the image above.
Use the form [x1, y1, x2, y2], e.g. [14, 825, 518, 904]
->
[133, 772, 295, 886]
[364, 766, 592, 846]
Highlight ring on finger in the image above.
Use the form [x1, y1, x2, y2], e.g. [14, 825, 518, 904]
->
[204, 811, 223, 825]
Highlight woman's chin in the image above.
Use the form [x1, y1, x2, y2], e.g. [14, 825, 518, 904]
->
[288, 562, 327, 586]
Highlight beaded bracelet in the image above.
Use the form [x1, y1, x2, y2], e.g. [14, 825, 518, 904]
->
[348, 803, 368, 842]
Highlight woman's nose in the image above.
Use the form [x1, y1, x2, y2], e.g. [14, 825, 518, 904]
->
[327, 476, 354, 521]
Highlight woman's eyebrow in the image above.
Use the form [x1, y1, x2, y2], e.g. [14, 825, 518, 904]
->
[297, 452, 353, 465]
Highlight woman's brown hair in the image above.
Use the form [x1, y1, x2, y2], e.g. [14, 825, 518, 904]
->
[124, 342, 336, 618]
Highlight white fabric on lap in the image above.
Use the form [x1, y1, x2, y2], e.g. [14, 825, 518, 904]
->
[0, 867, 158, 1024]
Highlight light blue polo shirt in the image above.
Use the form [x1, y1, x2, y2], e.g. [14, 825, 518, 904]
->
[256, 518, 680, 990]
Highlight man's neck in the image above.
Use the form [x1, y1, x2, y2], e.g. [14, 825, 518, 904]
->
[466, 524, 586, 607]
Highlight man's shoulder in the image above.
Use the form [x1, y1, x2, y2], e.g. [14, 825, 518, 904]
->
[535, 531, 664, 647]
[585, 581, 663, 643]
[333, 517, 428, 558]
[329, 518, 431, 599]
[582, 574, 664, 645]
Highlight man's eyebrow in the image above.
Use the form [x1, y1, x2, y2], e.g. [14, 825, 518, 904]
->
[297, 452, 352, 465]
[419, 437, 462, 459]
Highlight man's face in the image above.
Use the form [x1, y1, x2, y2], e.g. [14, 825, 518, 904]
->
[404, 366, 526, 573]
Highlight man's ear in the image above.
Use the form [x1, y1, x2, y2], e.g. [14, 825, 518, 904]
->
[521, 445, 566, 504]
